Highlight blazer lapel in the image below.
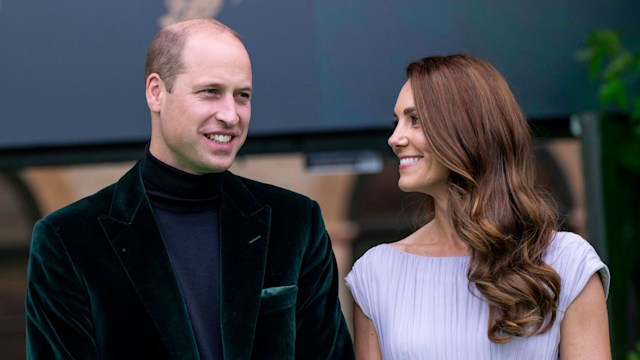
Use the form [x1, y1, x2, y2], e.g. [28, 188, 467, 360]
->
[98, 163, 199, 359]
[219, 172, 271, 359]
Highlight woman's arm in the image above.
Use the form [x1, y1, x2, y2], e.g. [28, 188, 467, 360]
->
[353, 303, 383, 360]
[559, 273, 611, 359]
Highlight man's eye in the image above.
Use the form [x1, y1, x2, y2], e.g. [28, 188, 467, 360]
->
[202, 89, 219, 95]
[237, 92, 251, 100]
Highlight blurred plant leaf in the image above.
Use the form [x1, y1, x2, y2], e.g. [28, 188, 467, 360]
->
[604, 52, 634, 80]
[599, 78, 628, 109]
[632, 98, 640, 122]
[578, 29, 622, 79]
[578, 28, 640, 125]
[629, 341, 640, 360]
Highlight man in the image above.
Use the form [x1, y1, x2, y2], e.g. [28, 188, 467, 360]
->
[25, 19, 355, 359]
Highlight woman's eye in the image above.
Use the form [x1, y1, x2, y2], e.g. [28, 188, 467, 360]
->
[392, 119, 399, 127]
[410, 116, 420, 125]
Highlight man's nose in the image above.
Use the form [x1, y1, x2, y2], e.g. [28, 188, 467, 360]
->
[214, 96, 239, 126]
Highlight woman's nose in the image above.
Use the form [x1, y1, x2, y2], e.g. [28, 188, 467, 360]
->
[388, 128, 408, 148]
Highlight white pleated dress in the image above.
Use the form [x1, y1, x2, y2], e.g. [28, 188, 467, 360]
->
[345, 232, 609, 360]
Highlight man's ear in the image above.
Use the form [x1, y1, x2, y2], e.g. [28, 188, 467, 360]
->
[146, 73, 163, 113]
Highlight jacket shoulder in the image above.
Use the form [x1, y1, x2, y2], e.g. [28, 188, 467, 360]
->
[40, 182, 116, 225]
[231, 174, 316, 207]
[40, 162, 142, 225]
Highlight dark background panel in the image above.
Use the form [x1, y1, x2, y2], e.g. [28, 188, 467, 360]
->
[1, 0, 639, 150]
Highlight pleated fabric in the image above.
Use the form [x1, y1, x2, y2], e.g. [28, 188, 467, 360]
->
[345, 232, 610, 360]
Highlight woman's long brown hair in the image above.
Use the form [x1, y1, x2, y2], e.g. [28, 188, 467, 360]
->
[407, 54, 561, 343]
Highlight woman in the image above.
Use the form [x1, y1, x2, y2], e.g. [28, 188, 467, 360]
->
[345, 54, 610, 359]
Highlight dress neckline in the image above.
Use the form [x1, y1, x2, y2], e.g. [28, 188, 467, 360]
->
[381, 243, 471, 259]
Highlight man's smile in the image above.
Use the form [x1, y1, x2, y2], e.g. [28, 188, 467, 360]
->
[205, 133, 233, 144]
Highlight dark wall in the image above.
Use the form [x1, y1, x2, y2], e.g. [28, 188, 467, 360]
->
[1, 0, 639, 149]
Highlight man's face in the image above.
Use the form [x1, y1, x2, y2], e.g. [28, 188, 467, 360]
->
[148, 30, 252, 175]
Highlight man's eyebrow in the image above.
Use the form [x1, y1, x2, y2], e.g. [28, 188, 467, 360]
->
[192, 83, 253, 96]
[192, 82, 219, 90]
[236, 85, 253, 92]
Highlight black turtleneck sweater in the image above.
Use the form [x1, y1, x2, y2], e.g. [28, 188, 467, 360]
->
[141, 151, 223, 360]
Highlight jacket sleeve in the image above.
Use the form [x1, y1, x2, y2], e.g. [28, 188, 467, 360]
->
[25, 218, 98, 359]
[294, 201, 355, 359]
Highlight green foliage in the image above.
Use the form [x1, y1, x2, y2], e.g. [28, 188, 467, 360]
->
[628, 341, 640, 360]
[576, 29, 640, 135]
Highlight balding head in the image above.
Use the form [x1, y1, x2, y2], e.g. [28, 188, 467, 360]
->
[144, 19, 243, 92]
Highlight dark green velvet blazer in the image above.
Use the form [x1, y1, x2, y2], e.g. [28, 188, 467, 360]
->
[26, 162, 355, 359]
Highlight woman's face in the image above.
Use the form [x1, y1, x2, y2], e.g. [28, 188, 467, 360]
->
[388, 81, 450, 200]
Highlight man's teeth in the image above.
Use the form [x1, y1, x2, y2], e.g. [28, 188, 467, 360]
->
[207, 134, 232, 143]
[400, 157, 421, 165]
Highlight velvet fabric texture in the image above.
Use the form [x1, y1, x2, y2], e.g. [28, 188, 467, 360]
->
[25, 162, 355, 359]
